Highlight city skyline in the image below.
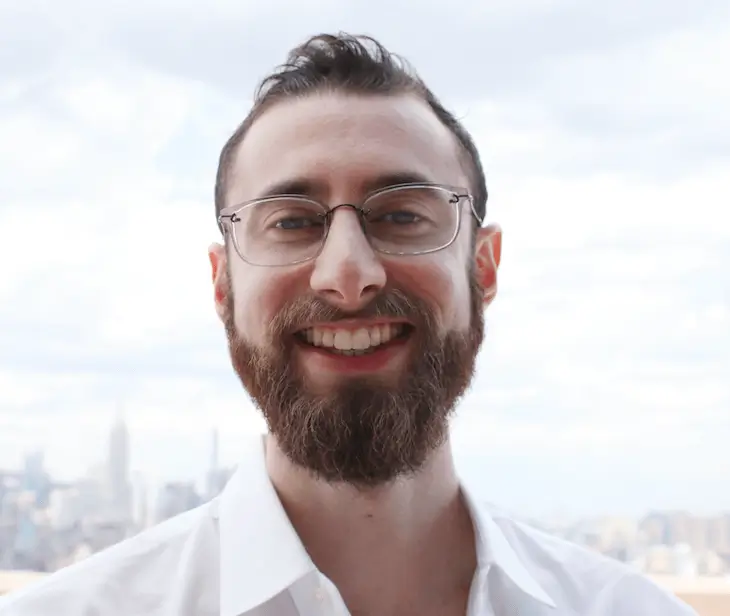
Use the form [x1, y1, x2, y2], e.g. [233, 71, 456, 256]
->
[0, 416, 233, 576]
[1, 418, 729, 587]
[2, 416, 730, 519]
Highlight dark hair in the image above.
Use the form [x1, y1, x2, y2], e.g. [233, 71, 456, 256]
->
[214, 33, 487, 224]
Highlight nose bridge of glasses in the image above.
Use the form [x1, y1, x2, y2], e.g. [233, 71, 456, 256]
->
[324, 202, 368, 225]
[322, 203, 371, 247]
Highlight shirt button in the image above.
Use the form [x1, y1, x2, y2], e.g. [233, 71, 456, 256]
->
[315, 586, 328, 602]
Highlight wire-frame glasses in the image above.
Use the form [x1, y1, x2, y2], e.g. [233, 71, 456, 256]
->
[217, 182, 482, 267]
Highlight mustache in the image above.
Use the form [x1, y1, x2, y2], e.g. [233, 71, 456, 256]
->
[270, 288, 431, 338]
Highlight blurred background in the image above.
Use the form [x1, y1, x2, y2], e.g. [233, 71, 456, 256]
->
[1, 0, 729, 612]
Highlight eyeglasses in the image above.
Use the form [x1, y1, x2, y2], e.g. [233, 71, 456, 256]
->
[218, 182, 482, 267]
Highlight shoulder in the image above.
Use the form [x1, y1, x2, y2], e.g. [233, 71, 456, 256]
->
[0, 502, 219, 616]
[480, 503, 697, 614]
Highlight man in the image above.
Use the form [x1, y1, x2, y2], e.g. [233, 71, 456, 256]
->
[1, 33, 696, 616]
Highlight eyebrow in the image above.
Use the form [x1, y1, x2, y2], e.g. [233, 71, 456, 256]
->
[361, 171, 434, 193]
[256, 170, 435, 201]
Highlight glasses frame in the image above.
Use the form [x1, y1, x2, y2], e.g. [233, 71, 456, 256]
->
[218, 182, 484, 267]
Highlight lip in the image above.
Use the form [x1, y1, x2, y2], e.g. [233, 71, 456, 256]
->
[293, 329, 412, 373]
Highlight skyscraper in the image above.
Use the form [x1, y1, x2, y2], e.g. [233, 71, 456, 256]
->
[205, 428, 231, 500]
[107, 414, 131, 521]
[210, 428, 219, 476]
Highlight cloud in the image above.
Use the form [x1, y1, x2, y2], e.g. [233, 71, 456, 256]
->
[4, 0, 726, 98]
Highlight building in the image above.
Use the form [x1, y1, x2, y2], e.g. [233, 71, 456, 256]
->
[154, 482, 202, 523]
[106, 416, 132, 522]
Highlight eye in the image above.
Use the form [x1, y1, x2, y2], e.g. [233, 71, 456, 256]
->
[274, 216, 323, 230]
[376, 211, 423, 225]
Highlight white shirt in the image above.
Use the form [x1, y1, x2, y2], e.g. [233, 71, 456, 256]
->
[0, 436, 696, 615]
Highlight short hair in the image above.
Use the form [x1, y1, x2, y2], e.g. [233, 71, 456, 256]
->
[214, 32, 487, 224]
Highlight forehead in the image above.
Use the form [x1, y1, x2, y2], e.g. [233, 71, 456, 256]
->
[227, 92, 467, 205]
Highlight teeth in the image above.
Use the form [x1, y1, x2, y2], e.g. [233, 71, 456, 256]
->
[352, 328, 371, 350]
[299, 324, 404, 352]
[333, 330, 350, 350]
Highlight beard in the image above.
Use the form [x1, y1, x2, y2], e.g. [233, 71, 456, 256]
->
[224, 271, 484, 488]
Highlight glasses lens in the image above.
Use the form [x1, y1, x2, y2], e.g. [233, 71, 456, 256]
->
[363, 186, 460, 254]
[231, 197, 327, 266]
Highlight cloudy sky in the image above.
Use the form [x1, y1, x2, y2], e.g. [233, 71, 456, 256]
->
[1, 0, 728, 517]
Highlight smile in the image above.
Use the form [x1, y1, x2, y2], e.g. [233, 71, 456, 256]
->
[295, 323, 413, 356]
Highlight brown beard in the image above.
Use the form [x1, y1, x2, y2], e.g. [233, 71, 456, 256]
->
[224, 271, 484, 488]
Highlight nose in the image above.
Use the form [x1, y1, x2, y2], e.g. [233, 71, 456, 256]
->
[309, 207, 387, 311]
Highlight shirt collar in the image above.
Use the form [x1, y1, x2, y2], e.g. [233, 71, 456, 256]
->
[216, 435, 315, 616]
[461, 487, 557, 609]
[215, 435, 556, 615]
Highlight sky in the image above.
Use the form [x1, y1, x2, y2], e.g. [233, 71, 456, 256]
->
[0, 0, 728, 518]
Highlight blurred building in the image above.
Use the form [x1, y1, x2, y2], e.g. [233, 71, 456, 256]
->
[154, 482, 202, 523]
[106, 415, 132, 522]
[205, 429, 234, 501]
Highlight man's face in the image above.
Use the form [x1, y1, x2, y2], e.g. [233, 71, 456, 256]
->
[209, 92, 501, 487]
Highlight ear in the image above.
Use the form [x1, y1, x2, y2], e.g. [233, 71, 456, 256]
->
[474, 224, 502, 308]
[208, 242, 230, 323]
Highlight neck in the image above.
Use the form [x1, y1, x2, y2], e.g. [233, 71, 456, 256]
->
[265, 435, 477, 614]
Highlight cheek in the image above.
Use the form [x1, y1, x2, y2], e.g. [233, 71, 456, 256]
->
[231, 266, 307, 342]
[389, 254, 470, 330]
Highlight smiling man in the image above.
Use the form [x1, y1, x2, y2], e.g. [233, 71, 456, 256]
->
[1, 33, 696, 616]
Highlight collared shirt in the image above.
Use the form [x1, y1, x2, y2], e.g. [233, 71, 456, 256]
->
[0, 436, 696, 615]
